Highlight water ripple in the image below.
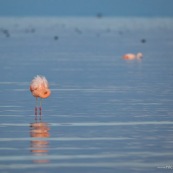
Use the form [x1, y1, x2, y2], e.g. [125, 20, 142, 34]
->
[1, 121, 173, 127]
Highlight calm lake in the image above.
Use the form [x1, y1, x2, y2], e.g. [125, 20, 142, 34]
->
[0, 17, 173, 173]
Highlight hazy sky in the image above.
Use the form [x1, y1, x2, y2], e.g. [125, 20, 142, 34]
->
[0, 0, 173, 17]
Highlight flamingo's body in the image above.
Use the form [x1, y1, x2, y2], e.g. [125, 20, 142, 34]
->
[30, 75, 51, 99]
[122, 52, 143, 60]
[30, 75, 51, 117]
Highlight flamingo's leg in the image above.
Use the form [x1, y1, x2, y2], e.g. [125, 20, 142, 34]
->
[39, 98, 42, 118]
[35, 97, 38, 120]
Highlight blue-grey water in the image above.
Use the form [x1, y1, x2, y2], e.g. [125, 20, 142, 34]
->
[0, 17, 173, 173]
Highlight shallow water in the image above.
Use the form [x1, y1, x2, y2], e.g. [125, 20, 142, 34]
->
[0, 17, 173, 173]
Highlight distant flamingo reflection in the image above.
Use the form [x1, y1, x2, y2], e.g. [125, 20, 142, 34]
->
[30, 75, 51, 118]
[30, 121, 50, 163]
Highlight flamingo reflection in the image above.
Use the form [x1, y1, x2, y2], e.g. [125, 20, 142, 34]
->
[30, 121, 50, 163]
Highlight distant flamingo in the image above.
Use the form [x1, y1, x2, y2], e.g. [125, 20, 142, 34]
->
[122, 52, 143, 60]
[30, 75, 51, 117]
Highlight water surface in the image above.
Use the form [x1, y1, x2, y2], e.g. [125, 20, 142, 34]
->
[0, 17, 173, 173]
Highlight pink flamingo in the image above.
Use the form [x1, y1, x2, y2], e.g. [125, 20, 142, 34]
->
[122, 52, 143, 60]
[30, 75, 51, 116]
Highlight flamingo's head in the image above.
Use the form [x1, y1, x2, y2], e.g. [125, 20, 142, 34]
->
[136, 52, 143, 59]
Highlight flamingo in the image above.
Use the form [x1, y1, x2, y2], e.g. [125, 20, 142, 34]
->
[122, 52, 143, 60]
[30, 75, 51, 116]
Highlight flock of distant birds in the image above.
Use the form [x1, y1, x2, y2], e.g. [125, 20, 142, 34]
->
[0, 25, 145, 61]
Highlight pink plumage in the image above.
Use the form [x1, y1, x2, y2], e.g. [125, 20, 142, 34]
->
[30, 75, 51, 99]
